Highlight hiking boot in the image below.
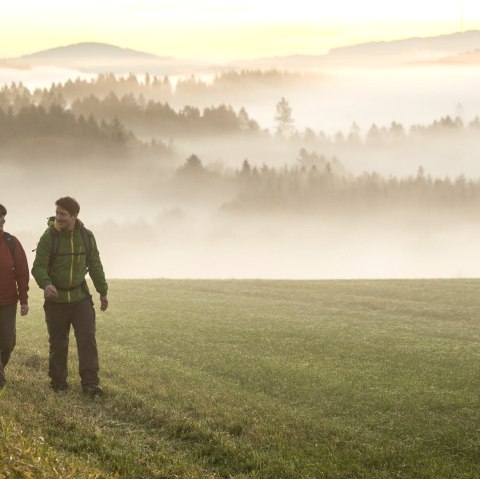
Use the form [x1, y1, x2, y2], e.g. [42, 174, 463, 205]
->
[51, 382, 69, 392]
[82, 384, 103, 397]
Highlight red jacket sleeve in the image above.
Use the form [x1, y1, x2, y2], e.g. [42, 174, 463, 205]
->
[13, 237, 29, 304]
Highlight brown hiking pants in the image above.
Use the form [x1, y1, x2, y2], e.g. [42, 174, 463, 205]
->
[44, 297, 99, 387]
[0, 303, 16, 385]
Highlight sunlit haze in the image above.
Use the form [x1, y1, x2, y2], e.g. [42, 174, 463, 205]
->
[3, 1, 480, 280]
[1, 0, 480, 59]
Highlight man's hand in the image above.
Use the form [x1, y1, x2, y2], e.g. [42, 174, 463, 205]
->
[44, 284, 59, 300]
[100, 295, 109, 312]
[20, 303, 29, 316]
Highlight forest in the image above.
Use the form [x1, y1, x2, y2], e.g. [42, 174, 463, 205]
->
[2, 69, 480, 278]
[1, 71, 480, 218]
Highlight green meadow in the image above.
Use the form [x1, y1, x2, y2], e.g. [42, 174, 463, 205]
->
[1, 279, 480, 478]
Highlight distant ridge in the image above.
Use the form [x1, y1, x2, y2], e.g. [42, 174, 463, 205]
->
[20, 42, 168, 61]
[229, 30, 480, 69]
[4, 32, 480, 74]
[328, 30, 480, 58]
[6, 42, 212, 75]
[433, 48, 480, 65]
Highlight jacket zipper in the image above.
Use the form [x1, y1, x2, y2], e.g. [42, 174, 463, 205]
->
[68, 232, 74, 303]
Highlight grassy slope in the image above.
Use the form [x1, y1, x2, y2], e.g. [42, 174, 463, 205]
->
[1, 279, 480, 478]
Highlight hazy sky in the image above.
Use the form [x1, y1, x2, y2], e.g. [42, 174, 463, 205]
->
[1, 1, 479, 60]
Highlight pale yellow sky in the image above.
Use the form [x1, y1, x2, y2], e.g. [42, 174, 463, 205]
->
[1, 0, 479, 60]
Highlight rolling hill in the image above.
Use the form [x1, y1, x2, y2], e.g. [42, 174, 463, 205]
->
[4, 42, 213, 75]
[3, 31, 480, 74]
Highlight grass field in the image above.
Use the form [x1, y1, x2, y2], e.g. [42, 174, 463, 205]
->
[1, 279, 480, 478]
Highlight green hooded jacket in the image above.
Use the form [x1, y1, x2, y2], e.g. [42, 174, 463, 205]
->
[31, 218, 108, 304]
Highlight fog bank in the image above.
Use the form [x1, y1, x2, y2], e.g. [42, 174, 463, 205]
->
[3, 64, 480, 279]
[10, 205, 480, 280]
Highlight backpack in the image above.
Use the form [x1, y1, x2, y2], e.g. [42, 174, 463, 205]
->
[47, 217, 93, 274]
[3, 232, 15, 258]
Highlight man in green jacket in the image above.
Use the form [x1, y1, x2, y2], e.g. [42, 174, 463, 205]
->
[32, 196, 108, 396]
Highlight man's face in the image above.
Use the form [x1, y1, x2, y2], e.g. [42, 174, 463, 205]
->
[55, 206, 77, 231]
[0, 214, 5, 232]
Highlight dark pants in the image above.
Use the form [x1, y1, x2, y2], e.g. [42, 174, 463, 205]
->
[0, 303, 17, 385]
[44, 298, 99, 387]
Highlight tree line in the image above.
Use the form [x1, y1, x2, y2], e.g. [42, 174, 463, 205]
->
[1, 81, 479, 145]
[0, 104, 131, 145]
[175, 153, 480, 215]
[0, 70, 313, 106]
[0, 88, 261, 139]
[70, 94, 260, 137]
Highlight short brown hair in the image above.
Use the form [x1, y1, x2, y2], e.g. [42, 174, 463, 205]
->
[0, 204, 6, 216]
[56, 197, 80, 216]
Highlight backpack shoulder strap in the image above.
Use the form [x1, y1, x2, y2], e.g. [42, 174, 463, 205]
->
[80, 226, 93, 262]
[3, 232, 15, 258]
[46, 226, 92, 273]
[48, 228, 59, 274]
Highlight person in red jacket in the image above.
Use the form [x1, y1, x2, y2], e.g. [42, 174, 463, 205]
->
[0, 204, 29, 390]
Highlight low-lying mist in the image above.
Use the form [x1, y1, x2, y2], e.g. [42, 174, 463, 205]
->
[14, 206, 480, 280]
[4, 159, 480, 280]
[91, 212, 480, 279]
[3, 63, 480, 279]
